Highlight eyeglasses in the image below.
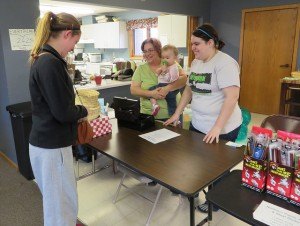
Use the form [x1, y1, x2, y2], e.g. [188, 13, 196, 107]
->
[142, 49, 155, 54]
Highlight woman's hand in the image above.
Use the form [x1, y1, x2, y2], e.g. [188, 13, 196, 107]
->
[158, 86, 170, 97]
[161, 65, 168, 73]
[156, 67, 162, 75]
[203, 126, 222, 144]
[163, 113, 181, 127]
[78, 107, 89, 122]
[78, 117, 88, 122]
[151, 88, 165, 99]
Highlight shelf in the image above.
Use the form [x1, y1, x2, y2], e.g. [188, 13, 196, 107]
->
[288, 86, 300, 91]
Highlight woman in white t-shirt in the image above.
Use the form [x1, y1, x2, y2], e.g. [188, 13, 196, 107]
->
[165, 23, 242, 143]
[164, 23, 243, 212]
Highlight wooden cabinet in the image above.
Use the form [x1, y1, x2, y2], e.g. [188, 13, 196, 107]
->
[94, 21, 128, 49]
[158, 15, 187, 48]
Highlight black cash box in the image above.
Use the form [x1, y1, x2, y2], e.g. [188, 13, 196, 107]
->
[112, 96, 155, 131]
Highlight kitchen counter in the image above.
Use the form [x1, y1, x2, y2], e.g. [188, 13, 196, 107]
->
[74, 79, 136, 104]
[74, 79, 131, 90]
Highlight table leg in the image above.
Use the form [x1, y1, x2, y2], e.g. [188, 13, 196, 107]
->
[188, 196, 195, 226]
[208, 184, 213, 221]
[92, 150, 95, 173]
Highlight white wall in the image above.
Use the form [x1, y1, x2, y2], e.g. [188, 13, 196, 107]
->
[0, 0, 39, 162]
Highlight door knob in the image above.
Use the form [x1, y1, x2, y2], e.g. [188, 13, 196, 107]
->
[280, 64, 290, 68]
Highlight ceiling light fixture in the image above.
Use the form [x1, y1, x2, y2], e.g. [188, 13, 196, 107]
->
[39, 5, 95, 17]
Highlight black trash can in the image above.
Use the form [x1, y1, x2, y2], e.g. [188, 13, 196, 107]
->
[6, 102, 34, 180]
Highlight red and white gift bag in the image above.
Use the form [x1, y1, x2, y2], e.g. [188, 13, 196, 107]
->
[90, 115, 112, 138]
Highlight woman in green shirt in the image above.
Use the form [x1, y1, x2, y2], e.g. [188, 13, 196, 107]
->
[131, 38, 187, 120]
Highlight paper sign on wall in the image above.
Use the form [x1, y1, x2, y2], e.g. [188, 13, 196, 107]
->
[9, 29, 34, 51]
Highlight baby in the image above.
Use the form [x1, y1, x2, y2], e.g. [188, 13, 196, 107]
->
[149, 44, 180, 116]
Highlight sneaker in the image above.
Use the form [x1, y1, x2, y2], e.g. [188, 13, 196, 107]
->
[151, 104, 160, 116]
[146, 181, 157, 186]
[196, 201, 219, 213]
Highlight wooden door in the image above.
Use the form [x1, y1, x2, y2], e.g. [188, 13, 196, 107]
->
[187, 16, 199, 67]
[239, 5, 300, 115]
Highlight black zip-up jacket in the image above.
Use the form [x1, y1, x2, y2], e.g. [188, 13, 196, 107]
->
[29, 45, 87, 148]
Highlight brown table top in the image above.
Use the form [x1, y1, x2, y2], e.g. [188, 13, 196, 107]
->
[88, 122, 244, 196]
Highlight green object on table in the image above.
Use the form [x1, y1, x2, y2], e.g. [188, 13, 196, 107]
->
[241, 108, 251, 125]
[235, 108, 251, 144]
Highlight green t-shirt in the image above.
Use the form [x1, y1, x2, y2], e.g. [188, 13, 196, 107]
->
[132, 61, 181, 119]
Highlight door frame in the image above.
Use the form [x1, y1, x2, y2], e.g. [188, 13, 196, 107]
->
[238, 4, 300, 73]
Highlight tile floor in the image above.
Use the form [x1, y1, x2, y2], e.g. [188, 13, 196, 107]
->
[76, 113, 268, 226]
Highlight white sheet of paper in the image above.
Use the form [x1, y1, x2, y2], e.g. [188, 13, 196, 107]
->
[139, 128, 180, 144]
[226, 141, 243, 148]
[253, 201, 300, 226]
[9, 29, 34, 50]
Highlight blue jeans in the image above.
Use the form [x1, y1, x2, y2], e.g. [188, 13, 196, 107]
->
[149, 83, 179, 116]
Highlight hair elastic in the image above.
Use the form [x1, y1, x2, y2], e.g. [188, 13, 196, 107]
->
[50, 26, 80, 32]
[196, 28, 220, 47]
[196, 28, 214, 40]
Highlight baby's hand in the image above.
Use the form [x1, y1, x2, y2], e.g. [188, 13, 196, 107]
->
[161, 65, 168, 74]
[156, 67, 163, 75]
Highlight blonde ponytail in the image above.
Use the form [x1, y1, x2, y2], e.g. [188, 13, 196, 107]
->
[29, 12, 53, 64]
[29, 12, 81, 64]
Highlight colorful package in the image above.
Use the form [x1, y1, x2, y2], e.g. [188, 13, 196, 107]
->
[290, 169, 300, 206]
[242, 126, 272, 192]
[242, 155, 268, 192]
[266, 161, 293, 200]
[247, 126, 273, 160]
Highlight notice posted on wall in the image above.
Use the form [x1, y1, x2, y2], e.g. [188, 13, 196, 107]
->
[9, 29, 34, 51]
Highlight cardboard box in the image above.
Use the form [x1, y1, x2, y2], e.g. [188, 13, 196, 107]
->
[242, 155, 268, 192]
[290, 169, 300, 206]
[266, 161, 293, 200]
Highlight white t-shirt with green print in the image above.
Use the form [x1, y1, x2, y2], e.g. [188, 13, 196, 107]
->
[188, 51, 242, 134]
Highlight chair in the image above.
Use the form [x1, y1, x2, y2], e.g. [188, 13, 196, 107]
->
[113, 163, 182, 226]
[281, 84, 300, 116]
[74, 145, 110, 180]
[260, 114, 300, 133]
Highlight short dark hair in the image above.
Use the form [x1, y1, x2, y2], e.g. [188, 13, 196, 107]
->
[141, 38, 162, 57]
[192, 23, 225, 50]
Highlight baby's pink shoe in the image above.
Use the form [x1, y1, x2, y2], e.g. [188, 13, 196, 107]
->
[151, 104, 160, 116]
